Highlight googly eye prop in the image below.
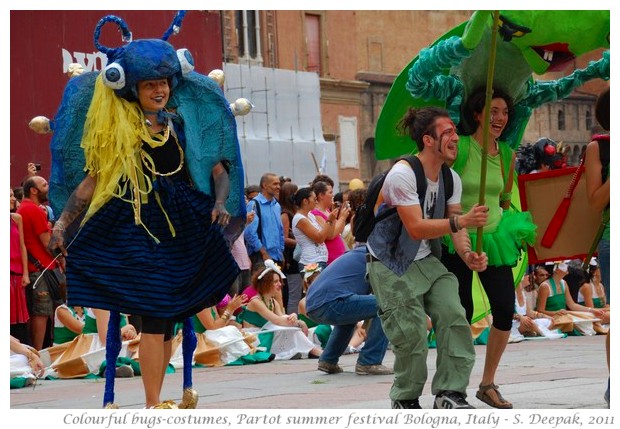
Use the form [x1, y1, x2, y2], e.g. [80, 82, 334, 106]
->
[93, 11, 194, 97]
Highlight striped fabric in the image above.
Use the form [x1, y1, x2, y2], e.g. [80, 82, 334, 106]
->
[66, 175, 239, 320]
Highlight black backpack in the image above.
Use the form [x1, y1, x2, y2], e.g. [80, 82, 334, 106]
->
[353, 156, 453, 243]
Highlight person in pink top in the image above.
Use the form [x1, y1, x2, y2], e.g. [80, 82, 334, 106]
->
[310, 180, 351, 265]
[10, 189, 31, 345]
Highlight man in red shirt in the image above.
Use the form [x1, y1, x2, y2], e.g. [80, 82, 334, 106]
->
[17, 176, 57, 350]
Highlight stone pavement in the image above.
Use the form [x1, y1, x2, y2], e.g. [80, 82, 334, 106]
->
[9, 335, 610, 410]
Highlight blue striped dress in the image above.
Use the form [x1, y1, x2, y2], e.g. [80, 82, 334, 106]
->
[65, 131, 239, 320]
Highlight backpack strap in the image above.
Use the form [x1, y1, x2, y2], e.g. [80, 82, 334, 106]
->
[405, 156, 453, 216]
[373, 158, 417, 223]
[251, 197, 263, 242]
[440, 163, 454, 208]
[406, 156, 428, 204]
[376, 156, 452, 223]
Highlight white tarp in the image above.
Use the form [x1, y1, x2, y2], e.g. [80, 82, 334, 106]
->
[223, 63, 339, 190]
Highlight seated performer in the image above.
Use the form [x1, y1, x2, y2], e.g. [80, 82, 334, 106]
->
[238, 260, 322, 360]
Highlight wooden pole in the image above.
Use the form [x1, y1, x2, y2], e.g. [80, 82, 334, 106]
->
[476, 11, 501, 254]
[311, 152, 320, 174]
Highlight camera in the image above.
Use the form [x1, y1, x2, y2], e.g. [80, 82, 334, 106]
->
[35, 163, 41, 171]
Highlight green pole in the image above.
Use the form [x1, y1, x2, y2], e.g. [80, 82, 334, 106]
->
[476, 11, 501, 254]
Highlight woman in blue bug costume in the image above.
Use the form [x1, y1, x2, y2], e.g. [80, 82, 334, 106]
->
[48, 12, 246, 409]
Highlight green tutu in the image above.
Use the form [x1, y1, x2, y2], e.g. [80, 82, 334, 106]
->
[445, 209, 537, 267]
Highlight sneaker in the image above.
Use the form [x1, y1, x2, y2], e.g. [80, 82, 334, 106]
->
[355, 363, 394, 375]
[317, 360, 343, 374]
[392, 399, 422, 409]
[114, 364, 134, 378]
[434, 391, 475, 409]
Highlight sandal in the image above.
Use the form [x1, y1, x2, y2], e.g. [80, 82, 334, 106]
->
[150, 400, 179, 409]
[178, 388, 198, 409]
[476, 383, 513, 409]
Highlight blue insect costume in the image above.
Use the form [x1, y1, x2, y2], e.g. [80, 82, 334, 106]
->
[48, 12, 246, 408]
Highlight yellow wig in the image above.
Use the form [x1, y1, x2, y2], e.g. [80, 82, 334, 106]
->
[81, 75, 169, 239]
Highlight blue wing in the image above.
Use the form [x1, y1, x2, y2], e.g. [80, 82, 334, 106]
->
[49, 70, 246, 242]
[49, 72, 97, 216]
[169, 72, 247, 239]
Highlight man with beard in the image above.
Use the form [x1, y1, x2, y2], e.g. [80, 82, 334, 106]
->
[18, 176, 59, 349]
[366, 106, 489, 409]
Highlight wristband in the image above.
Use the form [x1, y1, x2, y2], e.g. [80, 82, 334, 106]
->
[449, 216, 458, 233]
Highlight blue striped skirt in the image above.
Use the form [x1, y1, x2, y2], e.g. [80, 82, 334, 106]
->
[66, 177, 239, 319]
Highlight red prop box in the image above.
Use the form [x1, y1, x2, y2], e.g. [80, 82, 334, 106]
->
[518, 167, 601, 264]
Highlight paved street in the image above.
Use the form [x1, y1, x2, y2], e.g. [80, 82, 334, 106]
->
[10, 335, 610, 410]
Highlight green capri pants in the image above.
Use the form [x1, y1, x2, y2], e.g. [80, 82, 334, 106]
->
[368, 254, 474, 400]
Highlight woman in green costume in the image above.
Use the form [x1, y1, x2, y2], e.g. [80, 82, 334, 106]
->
[374, 10, 609, 409]
[238, 262, 322, 359]
[578, 264, 609, 310]
[442, 87, 536, 409]
[536, 263, 606, 317]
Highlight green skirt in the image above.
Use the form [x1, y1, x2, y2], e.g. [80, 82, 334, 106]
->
[446, 209, 536, 267]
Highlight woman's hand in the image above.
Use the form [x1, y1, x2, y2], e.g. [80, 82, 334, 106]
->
[519, 315, 537, 332]
[21, 273, 30, 287]
[338, 203, 352, 220]
[246, 211, 255, 225]
[287, 313, 298, 324]
[27, 351, 45, 377]
[297, 319, 309, 335]
[121, 324, 138, 341]
[27, 162, 38, 177]
[464, 251, 488, 272]
[227, 294, 248, 313]
[327, 208, 339, 223]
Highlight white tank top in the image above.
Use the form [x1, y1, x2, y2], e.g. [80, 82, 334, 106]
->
[292, 212, 328, 265]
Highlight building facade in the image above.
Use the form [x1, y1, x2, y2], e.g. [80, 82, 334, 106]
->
[221, 10, 608, 186]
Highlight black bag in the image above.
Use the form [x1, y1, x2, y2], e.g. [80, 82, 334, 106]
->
[353, 156, 453, 243]
[39, 268, 66, 305]
[28, 253, 66, 306]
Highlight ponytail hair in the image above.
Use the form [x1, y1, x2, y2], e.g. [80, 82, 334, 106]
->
[399, 106, 450, 151]
[293, 187, 314, 208]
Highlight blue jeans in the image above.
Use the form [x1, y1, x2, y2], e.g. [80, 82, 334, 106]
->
[307, 294, 388, 366]
[598, 238, 610, 303]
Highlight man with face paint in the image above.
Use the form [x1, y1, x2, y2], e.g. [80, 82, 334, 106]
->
[366, 106, 489, 409]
